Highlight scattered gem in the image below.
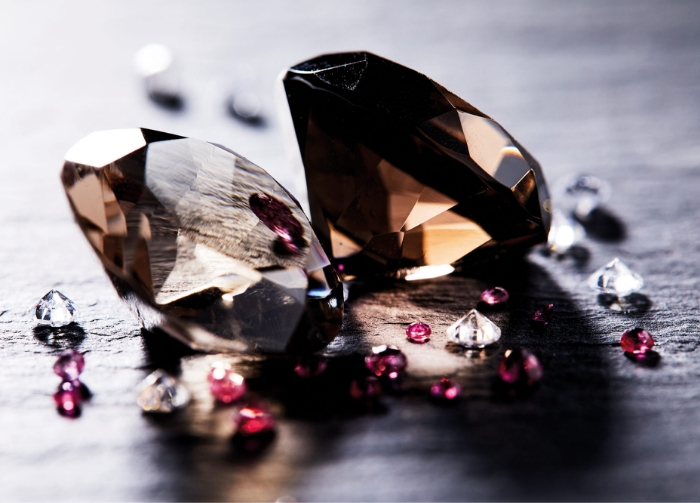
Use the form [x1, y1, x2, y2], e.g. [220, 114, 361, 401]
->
[558, 174, 611, 219]
[137, 370, 190, 414]
[430, 377, 461, 401]
[447, 309, 501, 348]
[234, 404, 276, 436]
[498, 349, 543, 386]
[249, 192, 305, 253]
[294, 354, 328, 378]
[53, 381, 82, 417]
[406, 322, 431, 343]
[33, 289, 77, 327]
[209, 367, 247, 404]
[350, 376, 383, 401]
[365, 345, 408, 379]
[547, 210, 584, 254]
[531, 304, 554, 329]
[133, 44, 182, 109]
[620, 328, 654, 354]
[229, 92, 262, 122]
[480, 287, 510, 306]
[53, 349, 85, 381]
[588, 258, 643, 297]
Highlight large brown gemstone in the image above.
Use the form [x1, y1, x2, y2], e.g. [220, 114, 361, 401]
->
[61, 129, 343, 353]
[282, 52, 551, 278]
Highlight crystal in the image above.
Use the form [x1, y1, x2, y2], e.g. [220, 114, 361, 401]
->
[294, 354, 328, 378]
[229, 92, 262, 121]
[430, 377, 461, 401]
[53, 381, 83, 418]
[557, 174, 611, 219]
[209, 367, 247, 404]
[53, 349, 85, 381]
[33, 290, 77, 327]
[588, 258, 643, 296]
[350, 376, 382, 401]
[480, 287, 509, 306]
[137, 370, 190, 414]
[365, 345, 408, 379]
[531, 304, 554, 329]
[446, 309, 501, 348]
[282, 52, 551, 279]
[133, 44, 182, 109]
[620, 328, 654, 354]
[498, 349, 543, 386]
[234, 404, 276, 436]
[547, 210, 584, 254]
[61, 129, 344, 353]
[406, 321, 431, 343]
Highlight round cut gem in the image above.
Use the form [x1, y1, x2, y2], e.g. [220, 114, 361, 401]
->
[480, 287, 509, 306]
[350, 376, 383, 401]
[137, 370, 190, 414]
[588, 258, 643, 297]
[365, 345, 407, 379]
[406, 322, 431, 343]
[557, 174, 612, 219]
[294, 354, 328, 378]
[531, 304, 554, 329]
[498, 349, 543, 386]
[209, 368, 246, 404]
[235, 404, 276, 436]
[430, 377, 461, 401]
[620, 328, 654, 354]
[447, 309, 501, 348]
[33, 289, 77, 327]
[53, 381, 83, 417]
[53, 349, 85, 381]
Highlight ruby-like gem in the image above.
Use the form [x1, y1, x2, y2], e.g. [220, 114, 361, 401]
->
[209, 368, 246, 404]
[235, 404, 276, 436]
[249, 192, 304, 253]
[531, 304, 554, 329]
[498, 348, 543, 386]
[365, 345, 407, 379]
[53, 349, 85, 381]
[430, 377, 461, 401]
[406, 322, 431, 343]
[481, 287, 509, 306]
[620, 328, 654, 354]
[53, 381, 83, 417]
[294, 354, 328, 378]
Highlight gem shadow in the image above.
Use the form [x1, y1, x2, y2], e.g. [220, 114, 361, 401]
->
[578, 207, 626, 242]
[33, 323, 86, 350]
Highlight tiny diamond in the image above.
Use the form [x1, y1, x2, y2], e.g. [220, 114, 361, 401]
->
[430, 377, 461, 401]
[365, 345, 408, 379]
[588, 258, 643, 296]
[446, 309, 501, 348]
[53, 349, 85, 381]
[350, 376, 382, 401]
[137, 370, 190, 414]
[620, 328, 654, 354]
[498, 349, 543, 386]
[558, 174, 611, 219]
[480, 287, 509, 306]
[294, 354, 328, 378]
[209, 367, 246, 404]
[53, 381, 83, 417]
[33, 290, 77, 327]
[234, 404, 276, 436]
[547, 210, 584, 254]
[406, 322, 431, 343]
[531, 304, 554, 330]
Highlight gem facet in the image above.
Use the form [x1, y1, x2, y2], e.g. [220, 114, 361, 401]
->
[350, 376, 383, 401]
[430, 377, 461, 401]
[365, 345, 408, 379]
[54, 381, 83, 417]
[282, 52, 551, 279]
[406, 322, 431, 343]
[498, 349, 543, 386]
[209, 367, 247, 404]
[61, 129, 344, 353]
[588, 258, 643, 296]
[294, 354, 328, 378]
[531, 304, 554, 329]
[137, 370, 190, 414]
[234, 404, 276, 436]
[547, 210, 584, 254]
[53, 349, 85, 381]
[447, 309, 501, 348]
[33, 290, 77, 327]
[620, 328, 654, 354]
[480, 287, 510, 306]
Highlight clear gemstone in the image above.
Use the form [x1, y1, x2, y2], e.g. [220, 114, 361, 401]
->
[53, 349, 85, 381]
[547, 210, 584, 254]
[234, 403, 276, 436]
[480, 287, 509, 306]
[209, 367, 247, 404]
[406, 322, 431, 343]
[588, 258, 643, 296]
[33, 290, 77, 327]
[365, 345, 408, 379]
[620, 328, 654, 354]
[350, 376, 382, 401]
[430, 377, 461, 401]
[137, 370, 190, 414]
[446, 309, 501, 348]
[54, 381, 83, 418]
[294, 354, 328, 378]
[557, 174, 611, 219]
[498, 349, 543, 386]
[229, 92, 262, 121]
[531, 304, 554, 329]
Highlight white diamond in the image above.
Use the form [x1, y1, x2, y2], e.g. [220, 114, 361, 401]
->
[587, 258, 643, 296]
[446, 309, 501, 348]
[137, 370, 190, 414]
[556, 174, 612, 219]
[547, 210, 584, 254]
[32, 289, 77, 327]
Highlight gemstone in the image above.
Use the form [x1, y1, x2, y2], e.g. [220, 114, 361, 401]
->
[53, 381, 83, 417]
[365, 345, 408, 379]
[349, 376, 383, 401]
[234, 404, 276, 436]
[588, 258, 643, 297]
[33, 290, 77, 327]
[446, 309, 501, 348]
[430, 377, 461, 401]
[137, 370, 190, 414]
[53, 349, 85, 381]
[406, 321, 431, 343]
[531, 304, 554, 329]
[61, 129, 344, 353]
[556, 174, 611, 219]
[294, 353, 328, 378]
[480, 287, 509, 306]
[498, 349, 543, 386]
[209, 368, 247, 404]
[620, 328, 654, 354]
[133, 44, 182, 109]
[282, 52, 551, 279]
[547, 210, 584, 254]
[229, 92, 262, 121]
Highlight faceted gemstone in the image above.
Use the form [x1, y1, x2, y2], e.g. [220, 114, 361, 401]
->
[406, 321, 431, 343]
[61, 129, 344, 353]
[137, 370, 190, 414]
[53, 381, 83, 417]
[430, 377, 461, 401]
[294, 353, 328, 378]
[53, 349, 85, 381]
[350, 376, 383, 401]
[588, 258, 643, 297]
[556, 174, 611, 219]
[547, 210, 584, 254]
[498, 349, 543, 386]
[209, 368, 247, 404]
[620, 328, 654, 354]
[531, 304, 554, 329]
[33, 290, 77, 327]
[480, 287, 509, 306]
[447, 309, 501, 348]
[365, 345, 408, 379]
[282, 52, 551, 279]
[234, 404, 276, 436]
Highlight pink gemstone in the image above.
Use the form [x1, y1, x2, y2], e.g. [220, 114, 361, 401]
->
[350, 376, 383, 401]
[498, 349, 543, 386]
[53, 349, 85, 381]
[620, 328, 654, 354]
[430, 377, 461, 401]
[365, 345, 407, 379]
[481, 287, 510, 306]
[209, 367, 246, 404]
[249, 192, 304, 253]
[531, 304, 554, 329]
[235, 404, 276, 436]
[294, 354, 328, 378]
[53, 381, 82, 417]
[406, 322, 431, 343]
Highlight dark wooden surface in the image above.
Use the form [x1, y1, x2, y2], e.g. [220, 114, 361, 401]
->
[2, 1, 700, 501]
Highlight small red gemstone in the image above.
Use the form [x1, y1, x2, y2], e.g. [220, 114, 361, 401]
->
[53, 381, 82, 417]
[294, 354, 328, 378]
[350, 376, 382, 401]
[406, 322, 431, 343]
[620, 328, 654, 354]
[498, 349, 543, 386]
[53, 349, 85, 381]
[531, 304, 554, 329]
[430, 377, 461, 401]
[249, 192, 304, 253]
[210, 369, 246, 404]
[481, 287, 510, 306]
[365, 345, 407, 379]
[235, 404, 275, 436]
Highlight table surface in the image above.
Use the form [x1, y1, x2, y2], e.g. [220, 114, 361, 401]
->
[2, 1, 700, 501]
